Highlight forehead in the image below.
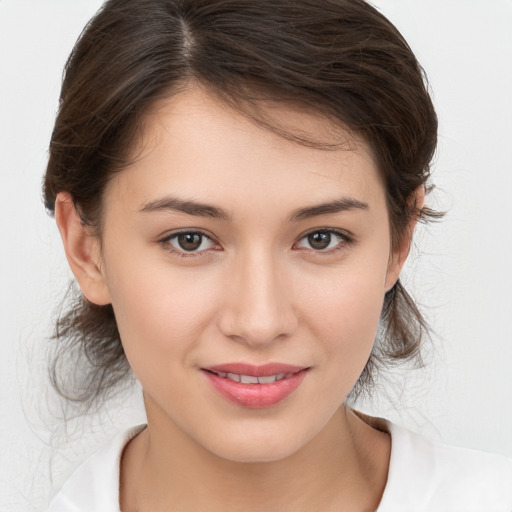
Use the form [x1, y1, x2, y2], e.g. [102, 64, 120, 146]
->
[105, 86, 385, 216]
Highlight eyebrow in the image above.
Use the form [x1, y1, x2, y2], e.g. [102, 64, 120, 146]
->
[140, 196, 231, 220]
[140, 195, 368, 221]
[289, 197, 368, 221]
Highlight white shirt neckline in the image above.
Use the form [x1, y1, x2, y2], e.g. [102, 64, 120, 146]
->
[48, 419, 512, 511]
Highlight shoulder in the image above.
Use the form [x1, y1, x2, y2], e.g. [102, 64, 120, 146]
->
[46, 424, 146, 512]
[378, 421, 512, 512]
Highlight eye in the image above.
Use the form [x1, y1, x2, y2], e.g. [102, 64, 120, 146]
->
[160, 231, 218, 255]
[294, 229, 351, 252]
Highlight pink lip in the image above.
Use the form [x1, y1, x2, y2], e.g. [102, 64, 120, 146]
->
[202, 363, 309, 409]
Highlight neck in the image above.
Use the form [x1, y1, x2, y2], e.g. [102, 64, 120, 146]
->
[120, 405, 390, 512]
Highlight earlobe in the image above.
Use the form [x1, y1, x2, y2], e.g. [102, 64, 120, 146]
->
[55, 192, 111, 306]
[385, 238, 410, 293]
[385, 186, 425, 292]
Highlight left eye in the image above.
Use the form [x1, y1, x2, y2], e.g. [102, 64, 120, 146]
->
[295, 230, 348, 251]
[165, 232, 216, 253]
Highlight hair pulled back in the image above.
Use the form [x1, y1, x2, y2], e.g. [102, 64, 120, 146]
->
[44, 0, 439, 405]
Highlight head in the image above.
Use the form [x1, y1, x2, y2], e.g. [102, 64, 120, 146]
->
[44, 0, 438, 444]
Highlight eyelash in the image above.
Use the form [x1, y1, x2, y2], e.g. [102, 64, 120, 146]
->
[158, 228, 354, 258]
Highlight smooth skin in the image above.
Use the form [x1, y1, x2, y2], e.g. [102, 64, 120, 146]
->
[56, 85, 419, 512]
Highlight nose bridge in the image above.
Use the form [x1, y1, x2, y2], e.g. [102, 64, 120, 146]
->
[219, 245, 297, 346]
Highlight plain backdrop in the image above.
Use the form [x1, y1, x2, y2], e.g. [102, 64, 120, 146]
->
[1, 1, 511, 510]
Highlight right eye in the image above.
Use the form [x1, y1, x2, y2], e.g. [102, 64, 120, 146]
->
[159, 231, 219, 257]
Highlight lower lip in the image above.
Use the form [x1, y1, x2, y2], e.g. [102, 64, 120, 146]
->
[203, 369, 309, 408]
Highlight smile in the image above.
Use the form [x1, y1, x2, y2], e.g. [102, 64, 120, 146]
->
[202, 363, 310, 408]
[210, 371, 295, 384]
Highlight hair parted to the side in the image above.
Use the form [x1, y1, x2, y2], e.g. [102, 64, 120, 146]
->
[44, 0, 440, 407]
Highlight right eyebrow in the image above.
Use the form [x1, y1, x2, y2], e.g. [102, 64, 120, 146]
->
[139, 195, 231, 221]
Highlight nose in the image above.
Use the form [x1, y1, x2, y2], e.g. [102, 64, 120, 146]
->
[217, 249, 298, 347]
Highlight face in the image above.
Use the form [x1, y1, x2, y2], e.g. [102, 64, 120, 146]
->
[81, 87, 406, 462]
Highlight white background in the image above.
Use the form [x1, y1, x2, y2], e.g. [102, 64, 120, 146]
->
[1, 1, 511, 510]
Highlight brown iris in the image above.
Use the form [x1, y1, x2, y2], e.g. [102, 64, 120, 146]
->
[177, 233, 203, 251]
[307, 231, 332, 250]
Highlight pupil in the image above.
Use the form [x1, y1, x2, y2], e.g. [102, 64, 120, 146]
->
[308, 232, 331, 250]
[178, 233, 202, 251]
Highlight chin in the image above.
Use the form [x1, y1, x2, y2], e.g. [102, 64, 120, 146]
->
[210, 439, 301, 464]
[196, 419, 318, 464]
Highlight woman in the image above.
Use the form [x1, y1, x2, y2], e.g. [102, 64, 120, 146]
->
[44, 0, 512, 510]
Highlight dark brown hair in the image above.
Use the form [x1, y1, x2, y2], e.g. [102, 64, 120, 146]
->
[44, 0, 439, 405]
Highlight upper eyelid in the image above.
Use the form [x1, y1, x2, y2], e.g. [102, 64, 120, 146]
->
[158, 227, 350, 237]
[296, 227, 353, 241]
[158, 229, 218, 249]
[159, 228, 215, 242]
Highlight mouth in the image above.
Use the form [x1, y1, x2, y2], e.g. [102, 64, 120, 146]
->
[205, 370, 298, 384]
[201, 363, 310, 408]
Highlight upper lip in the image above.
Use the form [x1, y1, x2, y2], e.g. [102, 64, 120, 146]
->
[202, 363, 307, 377]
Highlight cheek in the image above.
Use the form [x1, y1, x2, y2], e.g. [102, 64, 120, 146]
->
[312, 277, 384, 350]
[103, 255, 221, 375]
[298, 255, 388, 374]
[313, 283, 383, 405]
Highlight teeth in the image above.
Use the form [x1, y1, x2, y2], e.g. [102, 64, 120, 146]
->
[217, 372, 296, 384]
[240, 375, 259, 384]
[258, 375, 278, 384]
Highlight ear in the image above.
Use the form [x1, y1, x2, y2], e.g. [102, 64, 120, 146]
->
[384, 186, 425, 292]
[55, 192, 111, 305]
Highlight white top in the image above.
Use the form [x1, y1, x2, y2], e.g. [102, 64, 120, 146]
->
[47, 421, 512, 512]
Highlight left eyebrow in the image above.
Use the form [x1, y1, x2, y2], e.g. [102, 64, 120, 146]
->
[289, 197, 369, 222]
